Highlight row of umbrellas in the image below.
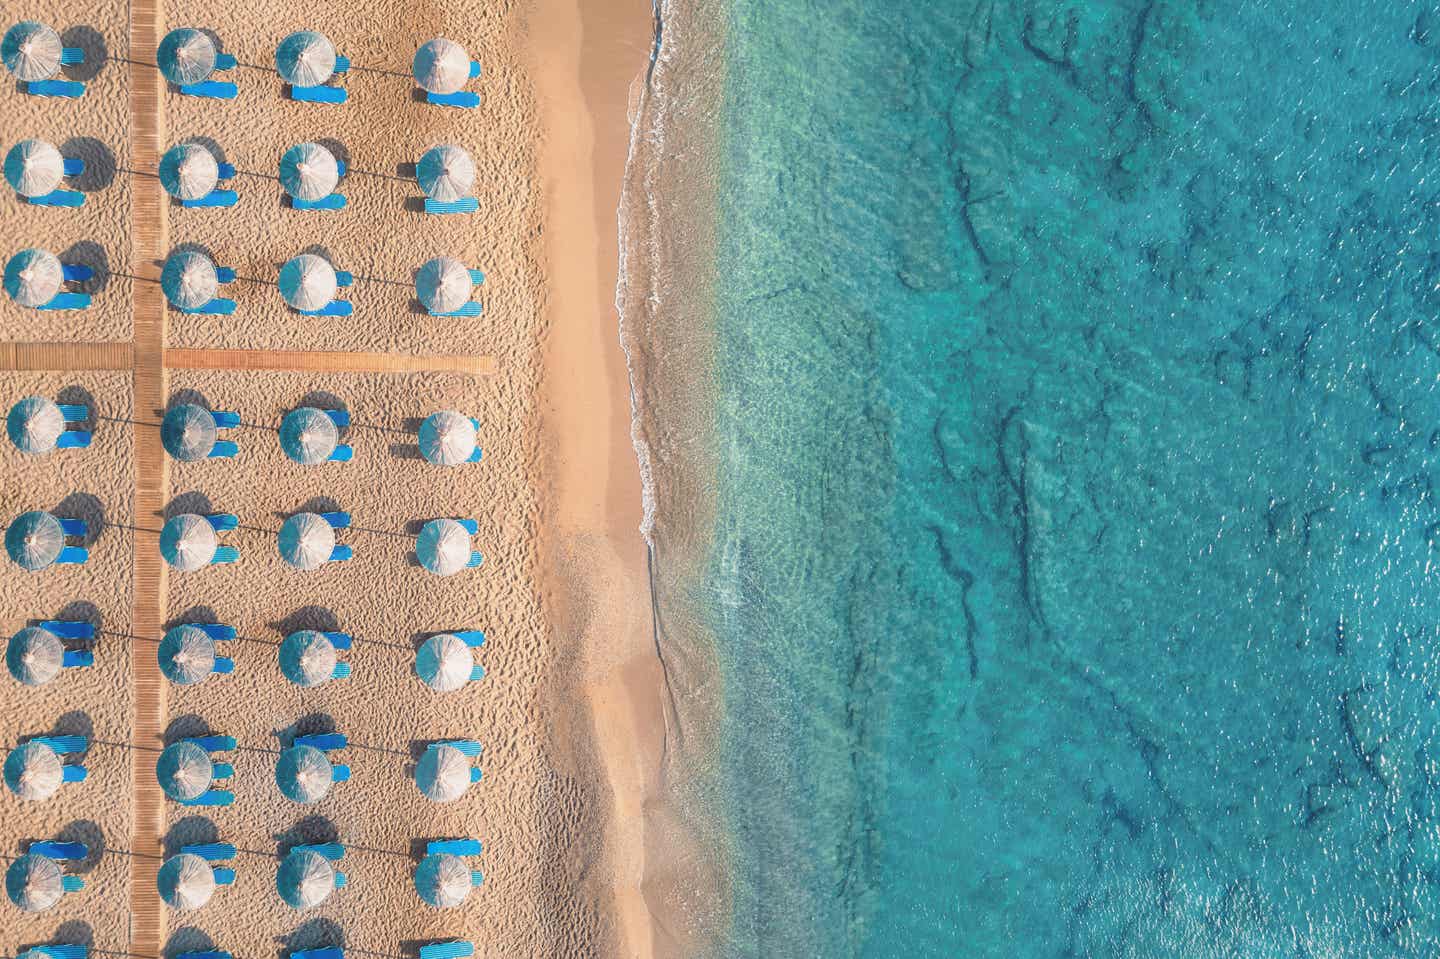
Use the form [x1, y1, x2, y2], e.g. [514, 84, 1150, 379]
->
[7, 843, 481, 912]
[156, 740, 479, 805]
[5, 247, 480, 313]
[9, 622, 481, 692]
[152, 248, 478, 313]
[4, 23, 475, 94]
[6, 136, 475, 202]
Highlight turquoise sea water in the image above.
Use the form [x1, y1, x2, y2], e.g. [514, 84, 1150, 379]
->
[635, 0, 1440, 955]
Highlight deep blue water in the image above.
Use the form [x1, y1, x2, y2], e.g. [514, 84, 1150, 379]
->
[676, 0, 1440, 955]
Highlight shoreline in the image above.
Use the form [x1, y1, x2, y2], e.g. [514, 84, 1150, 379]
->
[523, 0, 691, 957]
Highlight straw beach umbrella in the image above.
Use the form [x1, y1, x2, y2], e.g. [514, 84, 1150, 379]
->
[279, 630, 337, 687]
[6, 511, 65, 571]
[275, 31, 336, 87]
[280, 407, 339, 465]
[160, 514, 218, 572]
[5, 139, 64, 198]
[416, 634, 472, 692]
[2, 22, 62, 82]
[156, 741, 214, 802]
[159, 143, 219, 201]
[6, 853, 63, 912]
[415, 257, 472, 313]
[416, 145, 474, 202]
[413, 38, 468, 94]
[158, 853, 215, 910]
[278, 254, 337, 311]
[161, 251, 219, 310]
[277, 513, 334, 571]
[277, 848, 336, 909]
[418, 411, 477, 466]
[279, 143, 339, 202]
[4, 249, 64, 308]
[158, 28, 217, 85]
[159, 625, 217, 686]
[275, 744, 335, 803]
[414, 852, 471, 908]
[416, 519, 471, 576]
[8, 396, 66, 454]
[415, 744, 472, 803]
[161, 404, 219, 461]
[4, 741, 64, 801]
[7, 626, 64, 686]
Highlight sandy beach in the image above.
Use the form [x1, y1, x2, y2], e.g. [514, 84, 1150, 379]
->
[2, 0, 664, 956]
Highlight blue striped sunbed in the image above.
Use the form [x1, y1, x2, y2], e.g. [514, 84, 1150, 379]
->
[292, 842, 345, 860]
[28, 190, 85, 207]
[30, 735, 87, 755]
[423, 197, 479, 215]
[59, 48, 85, 65]
[419, 943, 474, 959]
[426, 838, 482, 856]
[434, 739, 482, 757]
[428, 302, 481, 318]
[181, 842, 236, 861]
[181, 190, 239, 208]
[37, 292, 90, 310]
[177, 298, 236, 314]
[41, 620, 94, 639]
[26, 79, 84, 97]
[178, 81, 238, 99]
[295, 732, 347, 751]
[291, 85, 347, 104]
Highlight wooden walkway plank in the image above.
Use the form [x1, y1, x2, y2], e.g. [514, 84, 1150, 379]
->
[164, 348, 497, 376]
[128, 0, 167, 951]
[0, 342, 135, 371]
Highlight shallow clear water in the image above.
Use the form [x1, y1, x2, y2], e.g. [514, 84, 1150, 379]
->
[646, 0, 1440, 955]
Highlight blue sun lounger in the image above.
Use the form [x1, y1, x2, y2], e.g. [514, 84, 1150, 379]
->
[37, 292, 91, 310]
[30, 735, 86, 755]
[434, 739, 482, 758]
[423, 197, 479, 215]
[290, 194, 346, 211]
[319, 511, 350, 529]
[291, 949, 343, 959]
[298, 299, 352, 315]
[31, 945, 87, 959]
[205, 513, 238, 532]
[178, 80, 238, 99]
[181, 789, 234, 806]
[56, 432, 92, 449]
[419, 943, 474, 959]
[188, 734, 237, 752]
[428, 301, 481, 318]
[295, 732, 346, 752]
[452, 629, 486, 647]
[181, 190, 239, 208]
[26, 79, 84, 98]
[27, 190, 85, 206]
[62, 158, 83, 177]
[323, 630, 352, 650]
[177, 298, 237, 315]
[291, 84, 347, 104]
[426, 90, 481, 109]
[182, 842, 236, 861]
[29, 840, 86, 860]
[41, 619, 95, 640]
[62, 648, 94, 667]
[426, 838, 482, 856]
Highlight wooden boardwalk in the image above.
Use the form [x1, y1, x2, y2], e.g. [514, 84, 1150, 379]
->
[127, 0, 166, 952]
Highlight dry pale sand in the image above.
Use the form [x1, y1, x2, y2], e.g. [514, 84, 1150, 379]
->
[1, 0, 668, 954]
[0, 0, 132, 343]
[0, 371, 135, 951]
